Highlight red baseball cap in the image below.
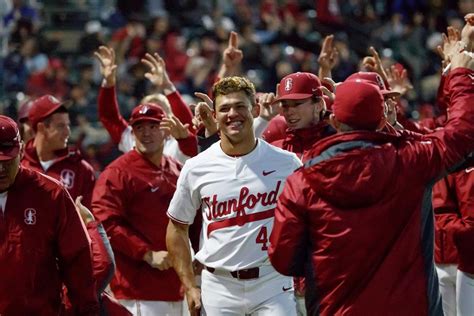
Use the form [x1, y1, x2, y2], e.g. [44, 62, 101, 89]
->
[0, 116, 21, 161]
[345, 72, 400, 98]
[28, 95, 65, 131]
[129, 103, 166, 126]
[333, 81, 384, 131]
[274, 72, 323, 103]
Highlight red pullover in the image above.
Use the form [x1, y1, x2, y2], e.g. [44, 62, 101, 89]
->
[0, 167, 99, 315]
[92, 150, 183, 301]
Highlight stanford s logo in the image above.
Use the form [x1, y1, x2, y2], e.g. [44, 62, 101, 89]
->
[284, 78, 293, 91]
[60, 169, 75, 189]
[24, 208, 36, 225]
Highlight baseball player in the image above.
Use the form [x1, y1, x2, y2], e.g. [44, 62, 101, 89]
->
[269, 48, 474, 315]
[0, 115, 99, 314]
[92, 103, 184, 316]
[269, 72, 335, 160]
[166, 76, 301, 316]
[21, 94, 96, 208]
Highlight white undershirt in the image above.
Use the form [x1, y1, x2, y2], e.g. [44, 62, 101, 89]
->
[0, 191, 8, 214]
[40, 159, 55, 172]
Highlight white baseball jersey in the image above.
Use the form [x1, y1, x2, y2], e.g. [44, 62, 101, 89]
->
[167, 139, 302, 271]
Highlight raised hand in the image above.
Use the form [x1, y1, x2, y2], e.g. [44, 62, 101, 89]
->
[437, 26, 461, 63]
[218, 31, 244, 78]
[462, 13, 474, 52]
[318, 35, 339, 78]
[94, 46, 117, 87]
[257, 92, 279, 121]
[385, 65, 413, 96]
[141, 52, 174, 91]
[223, 31, 243, 69]
[160, 115, 190, 140]
[194, 92, 218, 137]
[451, 41, 474, 70]
[361, 46, 389, 86]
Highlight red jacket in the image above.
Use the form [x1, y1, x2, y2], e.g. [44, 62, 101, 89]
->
[268, 68, 474, 316]
[433, 168, 474, 273]
[92, 150, 183, 301]
[269, 121, 335, 296]
[21, 140, 96, 209]
[0, 167, 99, 315]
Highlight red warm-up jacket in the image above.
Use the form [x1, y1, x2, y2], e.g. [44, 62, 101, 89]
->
[269, 68, 474, 316]
[433, 168, 474, 274]
[92, 150, 183, 301]
[0, 167, 99, 315]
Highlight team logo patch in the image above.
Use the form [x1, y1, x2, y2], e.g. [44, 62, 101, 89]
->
[139, 105, 149, 114]
[284, 78, 293, 91]
[24, 208, 36, 225]
[60, 169, 75, 189]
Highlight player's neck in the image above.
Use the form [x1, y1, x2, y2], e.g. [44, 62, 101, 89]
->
[34, 137, 57, 161]
[220, 135, 257, 157]
[136, 148, 163, 167]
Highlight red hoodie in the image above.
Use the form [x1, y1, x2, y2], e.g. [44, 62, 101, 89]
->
[269, 68, 474, 315]
[0, 167, 99, 315]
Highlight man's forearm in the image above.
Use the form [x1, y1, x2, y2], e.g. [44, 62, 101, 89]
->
[166, 220, 196, 290]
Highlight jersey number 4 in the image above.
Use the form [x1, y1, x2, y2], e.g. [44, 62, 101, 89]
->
[256, 226, 268, 250]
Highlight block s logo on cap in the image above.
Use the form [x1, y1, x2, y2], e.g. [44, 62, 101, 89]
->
[48, 95, 60, 104]
[284, 78, 293, 91]
[139, 105, 149, 114]
[24, 208, 36, 225]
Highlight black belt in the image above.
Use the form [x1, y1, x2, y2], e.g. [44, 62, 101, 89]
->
[205, 266, 260, 280]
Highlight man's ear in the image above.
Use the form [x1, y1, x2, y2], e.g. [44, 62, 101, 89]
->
[36, 122, 45, 133]
[252, 102, 260, 118]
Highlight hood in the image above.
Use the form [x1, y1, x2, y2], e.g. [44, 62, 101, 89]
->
[303, 131, 399, 209]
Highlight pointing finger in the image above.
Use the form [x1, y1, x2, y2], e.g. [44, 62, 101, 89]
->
[228, 31, 238, 49]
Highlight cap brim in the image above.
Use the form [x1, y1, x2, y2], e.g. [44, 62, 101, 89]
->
[272, 93, 315, 104]
[130, 117, 163, 126]
[0, 146, 20, 161]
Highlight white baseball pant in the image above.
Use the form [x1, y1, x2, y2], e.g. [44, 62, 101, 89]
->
[436, 263, 457, 316]
[457, 270, 474, 316]
[200, 265, 296, 316]
[119, 299, 183, 316]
